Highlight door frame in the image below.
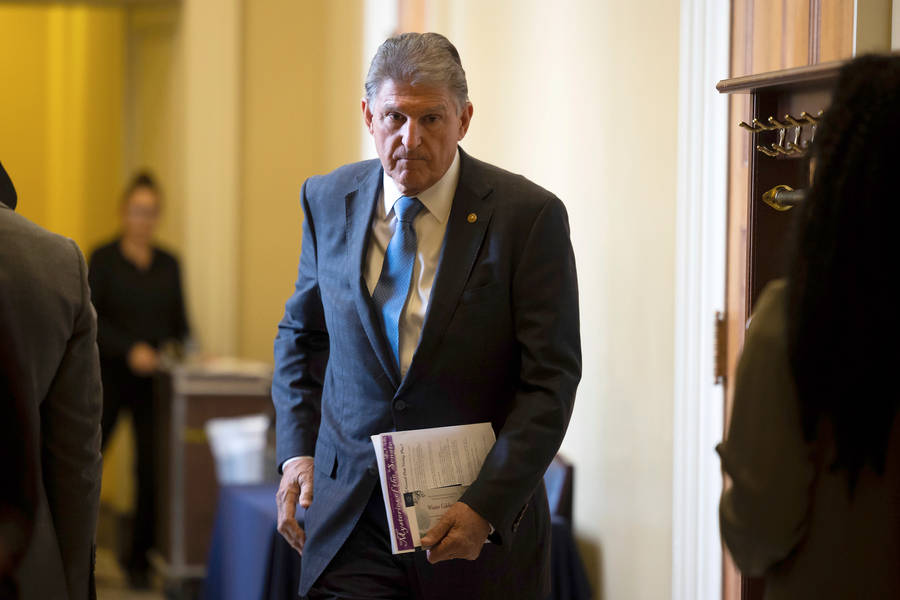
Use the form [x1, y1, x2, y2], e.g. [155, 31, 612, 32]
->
[671, 0, 730, 599]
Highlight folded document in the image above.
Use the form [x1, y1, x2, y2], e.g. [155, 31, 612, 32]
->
[371, 422, 496, 554]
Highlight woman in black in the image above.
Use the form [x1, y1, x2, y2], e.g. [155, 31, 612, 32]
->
[88, 172, 188, 588]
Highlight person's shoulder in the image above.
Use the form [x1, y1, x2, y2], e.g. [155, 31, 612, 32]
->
[303, 158, 382, 199]
[748, 279, 789, 345]
[0, 209, 84, 305]
[0, 207, 80, 261]
[88, 239, 120, 263]
[151, 244, 181, 267]
[461, 152, 560, 210]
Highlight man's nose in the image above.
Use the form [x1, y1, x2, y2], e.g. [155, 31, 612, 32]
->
[401, 120, 421, 149]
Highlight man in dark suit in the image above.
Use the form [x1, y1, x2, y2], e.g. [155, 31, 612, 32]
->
[273, 33, 581, 599]
[0, 161, 103, 600]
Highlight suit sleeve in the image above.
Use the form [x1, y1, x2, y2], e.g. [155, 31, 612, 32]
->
[42, 240, 102, 600]
[272, 180, 330, 468]
[461, 196, 582, 542]
[717, 280, 816, 576]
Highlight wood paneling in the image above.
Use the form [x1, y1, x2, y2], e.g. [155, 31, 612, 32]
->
[723, 3, 752, 598]
[819, 0, 854, 62]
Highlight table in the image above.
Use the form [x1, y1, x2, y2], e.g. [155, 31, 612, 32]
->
[203, 484, 302, 600]
[204, 484, 591, 600]
[152, 362, 273, 586]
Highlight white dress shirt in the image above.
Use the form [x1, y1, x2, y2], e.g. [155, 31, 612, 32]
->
[365, 149, 459, 377]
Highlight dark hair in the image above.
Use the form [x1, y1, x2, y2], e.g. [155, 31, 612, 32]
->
[787, 55, 900, 489]
[121, 170, 162, 209]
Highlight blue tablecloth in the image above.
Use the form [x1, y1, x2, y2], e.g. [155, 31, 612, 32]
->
[204, 484, 591, 600]
[203, 484, 302, 600]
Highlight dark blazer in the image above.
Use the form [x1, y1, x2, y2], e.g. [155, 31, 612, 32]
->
[273, 148, 581, 598]
[0, 163, 103, 600]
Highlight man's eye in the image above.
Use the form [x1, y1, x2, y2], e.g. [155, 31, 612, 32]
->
[387, 113, 404, 122]
[425, 115, 440, 124]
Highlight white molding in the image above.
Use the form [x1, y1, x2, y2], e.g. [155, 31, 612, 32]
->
[672, 0, 730, 599]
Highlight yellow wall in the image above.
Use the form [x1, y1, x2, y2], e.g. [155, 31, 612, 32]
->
[427, 2, 680, 597]
[239, 0, 365, 361]
[0, 2, 124, 254]
[0, 0, 133, 512]
[0, 4, 50, 226]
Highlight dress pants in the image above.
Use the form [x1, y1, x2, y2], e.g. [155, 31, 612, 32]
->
[100, 361, 156, 576]
[305, 485, 544, 600]
[305, 486, 424, 600]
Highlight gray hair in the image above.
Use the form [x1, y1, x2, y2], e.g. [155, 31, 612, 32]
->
[365, 32, 469, 113]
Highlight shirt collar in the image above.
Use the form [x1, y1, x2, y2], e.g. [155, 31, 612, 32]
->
[381, 148, 459, 225]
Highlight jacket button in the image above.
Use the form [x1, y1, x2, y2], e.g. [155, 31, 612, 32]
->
[394, 400, 407, 411]
[367, 465, 377, 476]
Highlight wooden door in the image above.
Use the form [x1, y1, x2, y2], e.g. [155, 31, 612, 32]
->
[723, 2, 859, 599]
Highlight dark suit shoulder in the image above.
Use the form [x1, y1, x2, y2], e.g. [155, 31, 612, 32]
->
[462, 152, 560, 208]
[1, 208, 79, 259]
[460, 152, 568, 236]
[303, 158, 382, 203]
[0, 210, 83, 293]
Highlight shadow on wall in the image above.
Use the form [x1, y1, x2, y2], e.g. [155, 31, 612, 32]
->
[576, 537, 602, 600]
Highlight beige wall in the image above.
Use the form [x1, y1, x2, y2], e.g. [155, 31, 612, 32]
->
[239, 0, 365, 361]
[124, 2, 184, 254]
[427, 2, 681, 598]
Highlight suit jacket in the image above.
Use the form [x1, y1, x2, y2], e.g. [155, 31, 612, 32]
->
[0, 162, 103, 600]
[273, 148, 581, 598]
[719, 280, 900, 599]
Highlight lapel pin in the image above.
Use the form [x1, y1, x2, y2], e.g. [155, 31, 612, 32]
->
[467, 212, 477, 224]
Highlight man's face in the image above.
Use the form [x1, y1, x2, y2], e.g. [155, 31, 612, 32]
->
[363, 79, 473, 196]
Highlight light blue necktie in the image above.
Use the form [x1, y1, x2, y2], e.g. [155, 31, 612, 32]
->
[372, 195, 424, 369]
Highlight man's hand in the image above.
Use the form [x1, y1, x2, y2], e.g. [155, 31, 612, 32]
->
[127, 342, 159, 376]
[420, 501, 491, 564]
[276, 457, 314, 555]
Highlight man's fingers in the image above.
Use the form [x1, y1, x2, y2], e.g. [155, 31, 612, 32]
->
[426, 533, 470, 564]
[423, 502, 490, 564]
[276, 487, 305, 554]
[298, 470, 314, 509]
[420, 513, 453, 549]
[276, 462, 313, 556]
[277, 517, 306, 555]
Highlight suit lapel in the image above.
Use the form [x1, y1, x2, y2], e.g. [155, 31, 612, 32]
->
[399, 151, 494, 395]
[346, 164, 402, 387]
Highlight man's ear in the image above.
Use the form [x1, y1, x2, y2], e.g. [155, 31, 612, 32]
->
[458, 102, 474, 141]
[361, 98, 375, 134]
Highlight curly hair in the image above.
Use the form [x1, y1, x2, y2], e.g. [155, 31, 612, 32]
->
[787, 54, 900, 490]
